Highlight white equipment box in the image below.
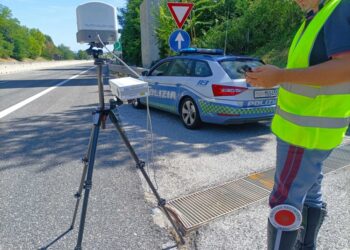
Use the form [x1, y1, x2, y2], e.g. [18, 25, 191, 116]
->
[109, 77, 148, 101]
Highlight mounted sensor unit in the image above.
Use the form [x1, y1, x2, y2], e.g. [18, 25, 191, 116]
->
[76, 2, 117, 45]
[109, 77, 149, 101]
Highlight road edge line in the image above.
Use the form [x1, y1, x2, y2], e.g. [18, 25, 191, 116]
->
[0, 66, 95, 119]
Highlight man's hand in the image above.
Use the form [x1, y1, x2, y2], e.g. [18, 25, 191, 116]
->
[245, 65, 284, 88]
[246, 53, 350, 88]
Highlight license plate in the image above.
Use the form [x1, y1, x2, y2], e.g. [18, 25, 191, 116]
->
[254, 89, 278, 99]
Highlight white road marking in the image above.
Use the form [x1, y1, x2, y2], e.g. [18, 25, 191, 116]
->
[0, 67, 94, 119]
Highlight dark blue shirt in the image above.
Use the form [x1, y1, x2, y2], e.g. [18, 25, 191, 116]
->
[309, 0, 350, 66]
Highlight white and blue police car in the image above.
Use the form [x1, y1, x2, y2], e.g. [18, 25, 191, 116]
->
[133, 48, 278, 129]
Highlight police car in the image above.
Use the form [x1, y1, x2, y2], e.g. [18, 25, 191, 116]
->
[133, 48, 278, 129]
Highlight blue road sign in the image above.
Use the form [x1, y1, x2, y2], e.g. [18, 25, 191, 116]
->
[169, 29, 191, 52]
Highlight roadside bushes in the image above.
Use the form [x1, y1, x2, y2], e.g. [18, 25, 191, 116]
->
[119, 0, 302, 67]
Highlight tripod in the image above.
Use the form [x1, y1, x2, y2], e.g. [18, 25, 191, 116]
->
[41, 49, 185, 249]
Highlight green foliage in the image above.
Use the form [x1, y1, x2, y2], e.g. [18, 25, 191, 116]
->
[0, 4, 77, 61]
[156, 0, 233, 57]
[12, 30, 29, 60]
[0, 32, 13, 58]
[41, 35, 59, 59]
[194, 0, 302, 65]
[161, 0, 301, 62]
[118, 0, 143, 66]
[119, 0, 304, 67]
[57, 44, 75, 60]
[28, 28, 46, 59]
[75, 50, 90, 60]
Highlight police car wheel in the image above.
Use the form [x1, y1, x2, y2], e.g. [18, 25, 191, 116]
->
[180, 97, 201, 129]
[132, 98, 143, 109]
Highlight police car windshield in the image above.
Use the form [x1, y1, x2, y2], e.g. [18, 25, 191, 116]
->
[219, 59, 263, 79]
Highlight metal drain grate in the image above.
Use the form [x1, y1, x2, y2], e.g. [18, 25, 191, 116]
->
[166, 141, 350, 233]
[244, 169, 274, 191]
[166, 179, 270, 231]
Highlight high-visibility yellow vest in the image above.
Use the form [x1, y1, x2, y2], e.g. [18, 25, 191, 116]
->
[271, 0, 350, 150]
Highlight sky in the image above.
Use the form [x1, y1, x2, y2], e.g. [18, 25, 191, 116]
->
[1, 0, 127, 52]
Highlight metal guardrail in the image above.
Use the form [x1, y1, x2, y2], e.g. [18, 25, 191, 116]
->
[108, 63, 147, 78]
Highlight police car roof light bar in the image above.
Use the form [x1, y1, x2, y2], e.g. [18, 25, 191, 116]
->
[179, 48, 225, 55]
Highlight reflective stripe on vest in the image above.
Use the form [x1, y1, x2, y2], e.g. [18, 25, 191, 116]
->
[276, 106, 350, 129]
[281, 82, 350, 98]
[271, 0, 348, 150]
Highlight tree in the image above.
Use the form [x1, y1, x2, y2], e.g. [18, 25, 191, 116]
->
[12, 26, 30, 60]
[57, 44, 75, 60]
[155, 0, 246, 57]
[155, 0, 302, 66]
[118, 0, 143, 66]
[41, 35, 59, 60]
[0, 4, 76, 61]
[76, 50, 90, 60]
[28, 28, 45, 58]
[0, 32, 13, 58]
[0, 5, 16, 58]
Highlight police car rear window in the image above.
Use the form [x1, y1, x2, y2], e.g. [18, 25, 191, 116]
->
[219, 59, 263, 79]
[193, 61, 212, 77]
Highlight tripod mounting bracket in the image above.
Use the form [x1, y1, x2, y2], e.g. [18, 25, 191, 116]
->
[84, 180, 92, 190]
[158, 198, 166, 207]
[136, 161, 146, 169]
[136, 161, 145, 169]
[85, 44, 109, 65]
[109, 98, 123, 109]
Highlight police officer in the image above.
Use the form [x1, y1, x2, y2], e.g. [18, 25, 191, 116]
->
[246, 0, 350, 249]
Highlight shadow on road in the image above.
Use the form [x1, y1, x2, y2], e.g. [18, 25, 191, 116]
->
[117, 104, 272, 159]
[1, 84, 274, 174]
[0, 78, 98, 89]
[0, 104, 136, 173]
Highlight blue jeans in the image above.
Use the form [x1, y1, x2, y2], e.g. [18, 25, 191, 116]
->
[269, 138, 333, 211]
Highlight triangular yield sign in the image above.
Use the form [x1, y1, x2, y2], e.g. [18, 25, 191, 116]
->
[167, 2, 193, 29]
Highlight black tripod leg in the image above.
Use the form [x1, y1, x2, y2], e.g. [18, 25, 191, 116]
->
[74, 114, 101, 250]
[39, 117, 98, 250]
[108, 110, 185, 245]
[70, 125, 95, 230]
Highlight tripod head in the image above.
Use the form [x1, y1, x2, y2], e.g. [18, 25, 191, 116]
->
[86, 43, 103, 60]
[86, 43, 108, 112]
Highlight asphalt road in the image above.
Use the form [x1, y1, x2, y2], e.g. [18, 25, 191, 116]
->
[0, 64, 172, 250]
[1, 64, 349, 250]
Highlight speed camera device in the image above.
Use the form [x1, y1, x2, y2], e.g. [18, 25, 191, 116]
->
[109, 77, 149, 101]
[76, 2, 117, 45]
